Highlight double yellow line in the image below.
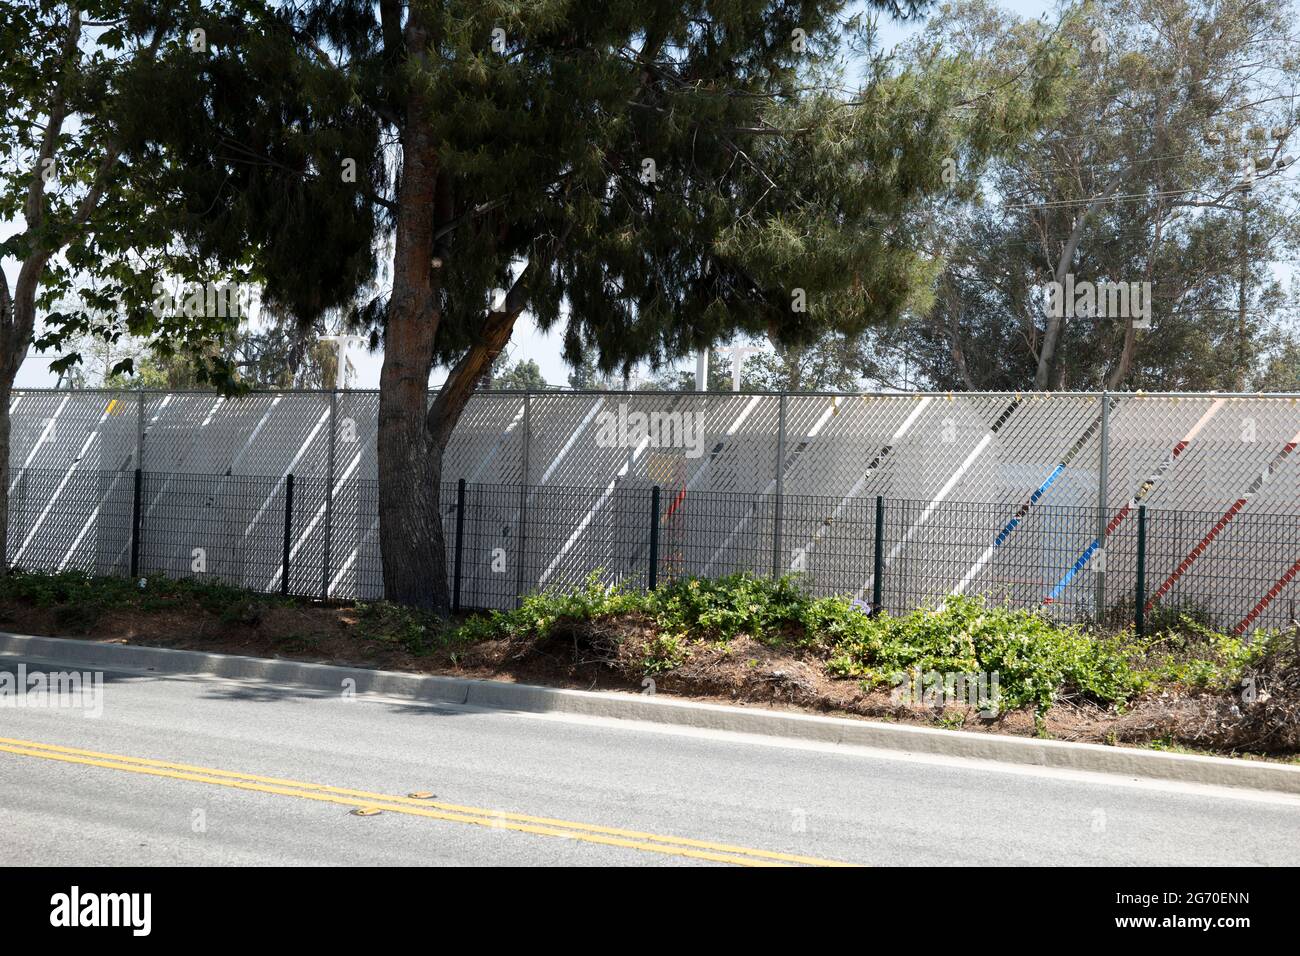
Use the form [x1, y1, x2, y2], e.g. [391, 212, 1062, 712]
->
[0, 736, 851, 867]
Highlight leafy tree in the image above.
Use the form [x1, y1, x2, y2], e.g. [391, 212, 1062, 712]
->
[96, 0, 1061, 609]
[743, 334, 869, 391]
[645, 338, 868, 391]
[892, 0, 1300, 391]
[644, 348, 718, 391]
[0, 2, 195, 554]
[104, 352, 201, 390]
[89, 318, 339, 389]
[1254, 331, 1300, 391]
[566, 355, 616, 390]
[490, 357, 549, 390]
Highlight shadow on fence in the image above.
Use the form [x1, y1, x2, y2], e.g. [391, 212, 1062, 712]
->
[5, 467, 1299, 635]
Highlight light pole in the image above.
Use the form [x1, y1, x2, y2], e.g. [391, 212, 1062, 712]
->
[694, 350, 708, 391]
[319, 334, 368, 390]
[717, 345, 762, 392]
[1230, 137, 1255, 390]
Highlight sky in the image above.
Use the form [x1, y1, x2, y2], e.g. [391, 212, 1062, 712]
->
[0, 1, 1063, 391]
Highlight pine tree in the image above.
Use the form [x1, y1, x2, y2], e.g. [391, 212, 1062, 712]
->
[97, 0, 1060, 609]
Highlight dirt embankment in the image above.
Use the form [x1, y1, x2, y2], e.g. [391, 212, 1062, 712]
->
[3, 595, 1297, 761]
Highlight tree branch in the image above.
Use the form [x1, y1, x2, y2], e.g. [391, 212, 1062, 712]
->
[25, 7, 82, 234]
[426, 221, 572, 449]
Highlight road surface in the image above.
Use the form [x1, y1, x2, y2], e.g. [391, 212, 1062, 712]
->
[1, 656, 1298, 866]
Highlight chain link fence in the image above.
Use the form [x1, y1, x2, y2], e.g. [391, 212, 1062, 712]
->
[6, 388, 1300, 632]
[4, 465, 1298, 634]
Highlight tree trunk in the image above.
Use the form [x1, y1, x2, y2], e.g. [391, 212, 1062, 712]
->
[375, 407, 447, 610]
[377, 283, 529, 610]
[376, 333, 448, 610]
[0, 259, 45, 572]
[0, 276, 13, 569]
[375, 10, 539, 612]
[1035, 227, 1084, 390]
[1106, 318, 1136, 389]
[941, 282, 976, 390]
[376, 9, 445, 609]
[1108, 209, 1163, 389]
[1034, 179, 1121, 389]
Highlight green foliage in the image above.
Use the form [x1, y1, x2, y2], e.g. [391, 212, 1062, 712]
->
[650, 574, 808, 644]
[507, 573, 650, 636]
[112, 0, 1066, 381]
[353, 601, 448, 655]
[1131, 614, 1275, 691]
[460, 572, 810, 649]
[885, 0, 1300, 392]
[0, 2, 264, 390]
[4, 569, 1276, 724]
[446, 574, 1146, 715]
[1255, 338, 1300, 391]
[490, 357, 549, 390]
[642, 633, 689, 674]
[450, 574, 1289, 719]
[813, 595, 1137, 714]
[0, 568, 285, 632]
[566, 356, 616, 390]
[741, 334, 872, 392]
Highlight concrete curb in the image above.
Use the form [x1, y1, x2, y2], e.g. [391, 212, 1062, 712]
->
[3, 630, 1299, 795]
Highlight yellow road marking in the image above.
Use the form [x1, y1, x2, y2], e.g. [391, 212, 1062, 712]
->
[0, 735, 846, 866]
[0, 737, 852, 867]
[0, 742, 773, 866]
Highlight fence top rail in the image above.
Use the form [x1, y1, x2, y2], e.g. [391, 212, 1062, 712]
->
[13, 386, 1300, 400]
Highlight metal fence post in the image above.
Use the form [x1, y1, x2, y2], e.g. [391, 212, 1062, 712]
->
[771, 393, 786, 578]
[515, 390, 531, 607]
[135, 390, 146, 469]
[1094, 391, 1111, 622]
[453, 478, 466, 613]
[321, 390, 338, 600]
[281, 473, 295, 596]
[129, 467, 143, 579]
[1135, 504, 1147, 638]
[872, 495, 885, 614]
[649, 485, 661, 590]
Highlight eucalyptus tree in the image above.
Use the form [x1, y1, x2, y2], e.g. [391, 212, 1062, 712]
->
[895, 0, 1300, 391]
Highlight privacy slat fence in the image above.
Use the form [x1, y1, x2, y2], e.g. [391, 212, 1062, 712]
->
[7, 388, 1300, 632]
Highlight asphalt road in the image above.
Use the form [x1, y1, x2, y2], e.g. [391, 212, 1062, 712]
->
[2, 656, 1298, 866]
